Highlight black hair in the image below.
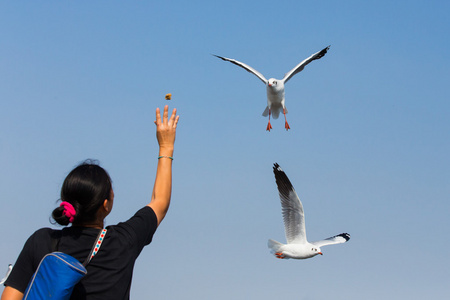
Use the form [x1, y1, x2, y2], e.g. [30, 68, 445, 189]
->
[52, 160, 112, 226]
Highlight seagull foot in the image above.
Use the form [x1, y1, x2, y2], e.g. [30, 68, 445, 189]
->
[275, 252, 285, 259]
[266, 122, 273, 132]
[285, 121, 290, 131]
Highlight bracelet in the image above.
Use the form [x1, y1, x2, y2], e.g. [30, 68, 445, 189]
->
[158, 156, 174, 160]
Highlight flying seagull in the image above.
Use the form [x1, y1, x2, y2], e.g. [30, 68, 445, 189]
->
[214, 46, 330, 131]
[0, 264, 12, 285]
[269, 163, 350, 259]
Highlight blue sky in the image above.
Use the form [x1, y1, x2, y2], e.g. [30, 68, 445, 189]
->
[1, 1, 449, 299]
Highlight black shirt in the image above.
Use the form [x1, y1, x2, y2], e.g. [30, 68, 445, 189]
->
[5, 206, 158, 300]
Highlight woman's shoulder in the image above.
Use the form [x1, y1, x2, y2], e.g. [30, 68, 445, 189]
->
[108, 206, 156, 228]
[29, 227, 61, 242]
[105, 206, 158, 246]
[110, 206, 156, 229]
[20, 228, 61, 256]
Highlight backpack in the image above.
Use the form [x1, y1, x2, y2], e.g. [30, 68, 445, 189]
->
[22, 228, 107, 300]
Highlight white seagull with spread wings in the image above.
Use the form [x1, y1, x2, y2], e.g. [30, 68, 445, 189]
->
[214, 46, 330, 131]
[269, 163, 350, 259]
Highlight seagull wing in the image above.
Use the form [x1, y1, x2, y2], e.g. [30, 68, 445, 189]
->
[213, 55, 268, 84]
[0, 264, 12, 285]
[282, 45, 330, 84]
[311, 233, 350, 248]
[273, 163, 306, 244]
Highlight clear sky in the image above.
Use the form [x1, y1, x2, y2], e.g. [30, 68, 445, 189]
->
[1, 1, 449, 299]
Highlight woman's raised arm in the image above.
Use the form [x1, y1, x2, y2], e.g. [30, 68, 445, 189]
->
[148, 105, 179, 226]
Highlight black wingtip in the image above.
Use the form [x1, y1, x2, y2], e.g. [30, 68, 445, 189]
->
[317, 46, 330, 59]
[338, 233, 351, 241]
[212, 54, 226, 61]
[272, 163, 296, 193]
[272, 163, 287, 178]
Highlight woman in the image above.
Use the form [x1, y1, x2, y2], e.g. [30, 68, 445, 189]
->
[1, 105, 179, 300]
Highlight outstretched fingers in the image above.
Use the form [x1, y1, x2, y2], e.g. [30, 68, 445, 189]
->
[154, 105, 179, 149]
[155, 105, 179, 128]
[168, 107, 179, 128]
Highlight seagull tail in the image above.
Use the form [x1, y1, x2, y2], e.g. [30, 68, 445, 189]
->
[268, 239, 283, 253]
[262, 106, 284, 119]
[271, 107, 281, 119]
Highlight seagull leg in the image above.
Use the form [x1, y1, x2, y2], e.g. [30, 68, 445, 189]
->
[275, 252, 285, 259]
[266, 109, 273, 131]
[283, 108, 290, 131]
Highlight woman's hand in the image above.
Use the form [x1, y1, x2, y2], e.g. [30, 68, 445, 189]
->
[154, 105, 179, 153]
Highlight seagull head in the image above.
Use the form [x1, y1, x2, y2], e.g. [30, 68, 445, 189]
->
[268, 78, 278, 87]
[311, 246, 323, 256]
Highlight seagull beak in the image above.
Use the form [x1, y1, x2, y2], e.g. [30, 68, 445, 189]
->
[318, 252, 323, 255]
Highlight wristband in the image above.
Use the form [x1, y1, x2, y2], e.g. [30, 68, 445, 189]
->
[158, 156, 174, 160]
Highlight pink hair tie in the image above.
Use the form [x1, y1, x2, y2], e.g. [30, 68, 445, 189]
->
[60, 201, 76, 223]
